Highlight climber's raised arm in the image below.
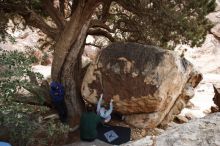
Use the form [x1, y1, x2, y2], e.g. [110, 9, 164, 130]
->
[105, 99, 113, 116]
[96, 94, 103, 113]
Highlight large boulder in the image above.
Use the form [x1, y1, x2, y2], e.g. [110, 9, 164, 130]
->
[81, 42, 202, 128]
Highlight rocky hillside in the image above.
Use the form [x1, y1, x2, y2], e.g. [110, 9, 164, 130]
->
[175, 6, 220, 119]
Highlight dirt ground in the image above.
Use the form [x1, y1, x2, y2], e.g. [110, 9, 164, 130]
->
[64, 115, 161, 146]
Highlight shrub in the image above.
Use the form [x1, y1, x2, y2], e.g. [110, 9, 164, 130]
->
[0, 49, 44, 145]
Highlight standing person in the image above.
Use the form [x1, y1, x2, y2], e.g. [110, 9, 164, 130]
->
[96, 94, 113, 123]
[80, 105, 101, 142]
[50, 81, 68, 123]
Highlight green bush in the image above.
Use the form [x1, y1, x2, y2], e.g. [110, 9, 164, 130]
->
[0, 49, 69, 146]
[0, 49, 43, 145]
[0, 49, 43, 98]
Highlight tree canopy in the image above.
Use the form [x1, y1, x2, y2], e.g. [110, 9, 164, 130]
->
[0, 0, 216, 48]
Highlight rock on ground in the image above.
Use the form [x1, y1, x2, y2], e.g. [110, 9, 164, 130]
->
[64, 139, 112, 146]
[156, 112, 220, 146]
[82, 42, 201, 128]
[123, 113, 220, 146]
[213, 85, 220, 110]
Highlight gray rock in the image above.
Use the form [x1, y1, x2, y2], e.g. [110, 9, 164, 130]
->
[122, 113, 220, 146]
[156, 113, 220, 146]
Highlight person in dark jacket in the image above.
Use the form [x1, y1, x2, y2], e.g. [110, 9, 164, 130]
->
[80, 106, 101, 142]
[50, 81, 68, 123]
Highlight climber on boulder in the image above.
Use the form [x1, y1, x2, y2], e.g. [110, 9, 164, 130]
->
[96, 94, 113, 123]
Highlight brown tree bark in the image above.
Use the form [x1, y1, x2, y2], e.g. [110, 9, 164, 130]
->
[51, 0, 102, 127]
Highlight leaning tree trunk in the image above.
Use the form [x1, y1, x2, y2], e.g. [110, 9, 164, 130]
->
[51, 0, 101, 126]
[61, 22, 90, 126]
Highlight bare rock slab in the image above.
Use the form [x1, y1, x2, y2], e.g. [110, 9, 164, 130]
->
[122, 113, 220, 146]
[156, 113, 220, 146]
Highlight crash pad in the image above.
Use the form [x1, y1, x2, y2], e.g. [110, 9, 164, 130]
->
[97, 124, 131, 145]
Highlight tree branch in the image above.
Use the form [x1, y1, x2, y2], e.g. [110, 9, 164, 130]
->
[59, 0, 65, 16]
[87, 28, 115, 42]
[23, 10, 59, 40]
[28, 72, 39, 85]
[85, 43, 102, 48]
[42, 0, 66, 30]
[100, 0, 112, 22]
[90, 20, 113, 32]
[0, 3, 59, 40]
[13, 98, 52, 108]
[70, 0, 79, 17]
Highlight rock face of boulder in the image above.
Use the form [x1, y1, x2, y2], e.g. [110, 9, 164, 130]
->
[81, 42, 202, 128]
[213, 85, 220, 111]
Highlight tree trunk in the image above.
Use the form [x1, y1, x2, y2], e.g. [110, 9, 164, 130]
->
[51, 0, 101, 127]
[61, 20, 90, 126]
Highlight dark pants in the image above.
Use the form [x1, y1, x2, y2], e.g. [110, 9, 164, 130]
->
[81, 137, 96, 142]
[53, 100, 68, 123]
